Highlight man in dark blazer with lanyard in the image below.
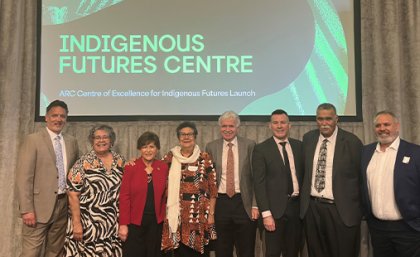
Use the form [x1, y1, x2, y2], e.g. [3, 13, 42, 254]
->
[16, 100, 79, 257]
[253, 109, 304, 257]
[361, 111, 420, 257]
[206, 111, 259, 257]
[300, 103, 363, 257]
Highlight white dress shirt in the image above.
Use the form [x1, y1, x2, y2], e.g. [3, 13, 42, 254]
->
[273, 137, 299, 195]
[219, 137, 240, 194]
[367, 137, 402, 220]
[310, 126, 338, 200]
[46, 127, 68, 194]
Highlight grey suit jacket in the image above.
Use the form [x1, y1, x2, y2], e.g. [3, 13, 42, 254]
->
[300, 128, 363, 227]
[205, 136, 256, 218]
[16, 127, 79, 223]
[253, 137, 303, 219]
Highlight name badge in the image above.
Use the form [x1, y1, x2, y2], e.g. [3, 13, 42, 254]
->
[188, 165, 199, 171]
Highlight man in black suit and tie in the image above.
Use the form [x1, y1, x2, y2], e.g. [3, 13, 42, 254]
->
[253, 109, 303, 257]
[206, 111, 259, 257]
[361, 111, 420, 257]
[300, 103, 363, 257]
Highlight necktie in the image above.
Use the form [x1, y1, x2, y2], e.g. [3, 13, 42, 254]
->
[226, 142, 235, 198]
[54, 135, 66, 192]
[315, 139, 328, 192]
[280, 142, 294, 195]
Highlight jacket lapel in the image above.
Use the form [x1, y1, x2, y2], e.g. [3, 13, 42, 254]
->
[216, 139, 224, 187]
[237, 137, 245, 176]
[42, 128, 57, 163]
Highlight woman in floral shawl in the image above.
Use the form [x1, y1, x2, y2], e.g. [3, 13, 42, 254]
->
[161, 121, 217, 257]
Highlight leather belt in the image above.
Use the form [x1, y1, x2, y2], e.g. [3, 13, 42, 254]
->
[288, 195, 300, 201]
[57, 193, 66, 199]
[310, 196, 334, 204]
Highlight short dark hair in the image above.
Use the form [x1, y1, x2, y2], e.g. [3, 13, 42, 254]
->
[271, 109, 289, 117]
[46, 100, 69, 114]
[176, 121, 198, 138]
[88, 124, 116, 146]
[316, 103, 337, 114]
[137, 131, 161, 150]
[270, 109, 289, 122]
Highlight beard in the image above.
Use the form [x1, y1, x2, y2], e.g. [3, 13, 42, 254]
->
[377, 134, 397, 145]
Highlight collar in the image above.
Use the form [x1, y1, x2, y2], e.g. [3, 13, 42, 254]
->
[375, 136, 400, 152]
[272, 136, 289, 145]
[46, 127, 63, 140]
[318, 126, 338, 142]
[224, 136, 238, 147]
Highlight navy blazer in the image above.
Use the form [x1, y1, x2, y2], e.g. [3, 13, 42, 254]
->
[361, 139, 420, 231]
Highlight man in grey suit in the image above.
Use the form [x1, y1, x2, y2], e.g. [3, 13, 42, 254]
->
[253, 109, 304, 257]
[16, 100, 79, 257]
[205, 111, 259, 257]
[300, 103, 363, 257]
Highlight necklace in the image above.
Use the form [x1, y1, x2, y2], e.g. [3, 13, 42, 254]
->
[147, 173, 152, 183]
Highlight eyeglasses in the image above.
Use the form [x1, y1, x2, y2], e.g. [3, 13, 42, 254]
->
[179, 133, 195, 138]
[93, 135, 110, 141]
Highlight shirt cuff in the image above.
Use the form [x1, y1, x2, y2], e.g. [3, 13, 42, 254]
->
[262, 210, 272, 218]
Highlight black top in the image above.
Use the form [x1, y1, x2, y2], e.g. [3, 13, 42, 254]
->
[143, 175, 155, 215]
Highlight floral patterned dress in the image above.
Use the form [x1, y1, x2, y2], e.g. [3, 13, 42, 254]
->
[161, 151, 217, 254]
[63, 150, 125, 257]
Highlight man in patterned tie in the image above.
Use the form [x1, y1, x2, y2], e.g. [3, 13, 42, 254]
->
[205, 111, 259, 257]
[300, 103, 363, 257]
[16, 100, 79, 257]
[253, 109, 304, 257]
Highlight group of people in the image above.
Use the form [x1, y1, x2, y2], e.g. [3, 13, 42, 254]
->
[16, 100, 420, 257]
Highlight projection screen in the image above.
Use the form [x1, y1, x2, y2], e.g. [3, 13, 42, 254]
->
[37, 0, 361, 121]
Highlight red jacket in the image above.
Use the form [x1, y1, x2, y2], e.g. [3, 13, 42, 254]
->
[119, 158, 168, 225]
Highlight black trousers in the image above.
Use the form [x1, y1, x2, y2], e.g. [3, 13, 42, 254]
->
[123, 214, 163, 257]
[163, 243, 210, 257]
[264, 198, 302, 257]
[368, 218, 420, 257]
[215, 193, 257, 257]
[304, 199, 360, 257]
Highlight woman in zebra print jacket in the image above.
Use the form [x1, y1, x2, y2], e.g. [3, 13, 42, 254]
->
[64, 125, 125, 257]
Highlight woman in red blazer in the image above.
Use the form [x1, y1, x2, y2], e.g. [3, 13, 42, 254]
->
[119, 131, 169, 257]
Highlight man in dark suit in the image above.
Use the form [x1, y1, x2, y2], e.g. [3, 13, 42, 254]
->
[16, 100, 79, 257]
[253, 109, 303, 257]
[205, 111, 258, 257]
[300, 103, 363, 257]
[361, 111, 420, 257]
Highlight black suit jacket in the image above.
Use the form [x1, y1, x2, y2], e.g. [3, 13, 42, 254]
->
[361, 139, 420, 231]
[300, 128, 363, 227]
[253, 137, 303, 219]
